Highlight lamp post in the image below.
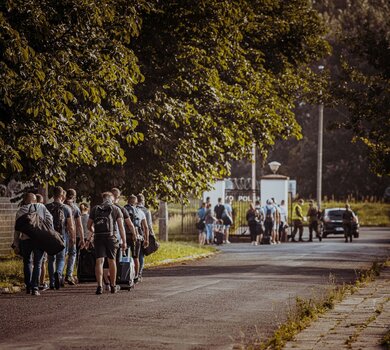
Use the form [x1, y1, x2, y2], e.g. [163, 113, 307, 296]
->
[317, 65, 324, 210]
[251, 144, 256, 204]
[268, 161, 281, 174]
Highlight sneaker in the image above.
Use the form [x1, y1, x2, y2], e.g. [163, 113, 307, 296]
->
[95, 286, 103, 295]
[25, 287, 31, 295]
[60, 276, 65, 287]
[39, 283, 49, 291]
[65, 276, 76, 285]
[105, 283, 110, 291]
[54, 272, 60, 290]
[226, 240, 231, 244]
[110, 285, 120, 294]
[31, 289, 40, 296]
[49, 284, 55, 290]
[134, 276, 139, 284]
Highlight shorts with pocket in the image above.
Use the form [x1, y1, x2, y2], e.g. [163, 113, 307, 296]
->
[94, 235, 119, 259]
[127, 236, 141, 259]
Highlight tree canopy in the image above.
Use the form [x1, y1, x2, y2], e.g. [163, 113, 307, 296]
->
[327, 0, 390, 176]
[1, 0, 330, 201]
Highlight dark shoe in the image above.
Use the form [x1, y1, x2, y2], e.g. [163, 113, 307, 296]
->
[26, 287, 31, 295]
[49, 284, 55, 290]
[65, 276, 76, 285]
[110, 285, 120, 294]
[308, 239, 313, 242]
[298, 239, 303, 242]
[95, 286, 103, 295]
[291, 239, 297, 242]
[54, 272, 60, 290]
[319, 236, 322, 242]
[31, 289, 40, 296]
[134, 277, 139, 284]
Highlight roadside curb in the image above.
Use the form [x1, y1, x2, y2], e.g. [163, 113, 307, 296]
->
[283, 265, 390, 350]
[0, 286, 21, 294]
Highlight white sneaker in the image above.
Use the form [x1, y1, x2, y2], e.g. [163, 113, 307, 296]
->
[254, 242, 258, 246]
[226, 240, 231, 244]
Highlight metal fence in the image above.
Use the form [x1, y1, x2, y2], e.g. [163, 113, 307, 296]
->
[167, 198, 201, 240]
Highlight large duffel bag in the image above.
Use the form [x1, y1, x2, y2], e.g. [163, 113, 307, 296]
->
[142, 234, 160, 256]
[15, 205, 65, 255]
[77, 247, 96, 282]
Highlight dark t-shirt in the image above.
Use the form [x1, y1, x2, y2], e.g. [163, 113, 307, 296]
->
[214, 204, 225, 220]
[342, 210, 354, 223]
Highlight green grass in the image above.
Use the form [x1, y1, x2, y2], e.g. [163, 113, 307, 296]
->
[144, 241, 216, 267]
[0, 242, 217, 288]
[320, 201, 390, 227]
[0, 255, 24, 288]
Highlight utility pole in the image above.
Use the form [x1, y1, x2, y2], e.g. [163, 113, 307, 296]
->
[251, 143, 256, 204]
[317, 65, 324, 210]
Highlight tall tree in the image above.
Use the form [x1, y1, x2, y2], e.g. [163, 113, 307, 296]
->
[0, 0, 148, 184]
[75, 0, 328, 202]
[328, 0, 390, 176]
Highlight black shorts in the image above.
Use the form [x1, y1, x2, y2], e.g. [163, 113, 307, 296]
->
[128, 237, 141, 259]
[94, 236, 119, 259]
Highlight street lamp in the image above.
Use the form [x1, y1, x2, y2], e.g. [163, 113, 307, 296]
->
[268, 161, 281, 174]
[317, 65, 325, 210]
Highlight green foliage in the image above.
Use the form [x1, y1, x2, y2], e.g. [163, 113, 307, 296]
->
[0, 0, 149, 184]
[327, 0, 390, 176]
[1, 0, 329, 202]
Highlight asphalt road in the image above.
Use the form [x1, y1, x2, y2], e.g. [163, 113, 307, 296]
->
[0, 227, 389, 350]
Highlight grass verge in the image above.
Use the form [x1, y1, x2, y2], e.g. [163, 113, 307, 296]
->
[0, 242, 217, 289]
[236, 261, 384, 350]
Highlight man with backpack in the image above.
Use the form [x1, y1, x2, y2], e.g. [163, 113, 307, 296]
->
[124, 195, 149, 283]
[46, 186, 75, 290]
[86, 191, 127, 295]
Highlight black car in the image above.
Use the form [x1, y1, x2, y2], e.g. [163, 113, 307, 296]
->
[320, 208, 359, 238]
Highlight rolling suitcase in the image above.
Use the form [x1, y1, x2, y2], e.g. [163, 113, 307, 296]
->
[117, 248, 135, 290]
[77, 247, 96, 282]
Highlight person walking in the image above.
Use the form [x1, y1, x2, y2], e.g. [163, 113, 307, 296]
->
[222, 199, 233, 244]
[278, 200, 288, 242]
[197, 202, 207, 245]
[263, 199, 276, 244]
[64, 189, 85, 285]
[12, 193, 53, 296]
[342, 203, 356, 243]
[291, 199, 305, 242]
[204, 203, 216, 245]
[255, 200, 264, 245]
[86, 191, 127, 295]
[46, 186, 75, 290]
[307, 200, 320, 242]
[246, 203, 258, 245]
[136, 193, 153, 281]
[124, 195, 149, 282]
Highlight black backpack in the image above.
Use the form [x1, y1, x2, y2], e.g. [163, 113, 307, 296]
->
[93, 205, 114, 236]
[124, 204, 143, 234]
[46, 202, 66, 235]
[265, 207, 273, 222]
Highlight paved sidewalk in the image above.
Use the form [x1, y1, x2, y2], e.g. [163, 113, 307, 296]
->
[284, 266, 390, 350]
